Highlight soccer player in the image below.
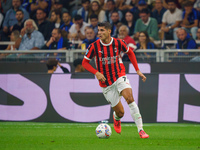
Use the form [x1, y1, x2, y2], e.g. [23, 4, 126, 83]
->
[82, 22, 149, 138]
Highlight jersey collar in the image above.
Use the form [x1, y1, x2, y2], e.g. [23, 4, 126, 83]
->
[100, 37, 113, 46]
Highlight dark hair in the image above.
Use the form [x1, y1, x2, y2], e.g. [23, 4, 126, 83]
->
[74, 14, 83, 21]
[182, 1, 194, 7]
[90, 14, 98, 20]
[53, 28, 62, 34]
[166, 0, 176, 4]
[82, 0, 90, 4]
[73, 58, 83, 68]
[16, 9, 24, 14]
[46, 58, 58, 70]
[37, 8, 46, 14]
[139, 8, 150, 14]
[111, 10, 119, 16]
[51, 9, 61, 17]
[62, 11, 70, 17]
[107, 0, 115, 5]
[98, 22, 112, 30]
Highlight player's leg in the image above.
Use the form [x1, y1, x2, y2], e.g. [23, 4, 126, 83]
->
[112, 101, 124, 134]
[102, 84, 124, 134]
[121, 88, 149, 138]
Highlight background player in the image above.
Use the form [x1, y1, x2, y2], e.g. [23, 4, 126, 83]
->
[82, 22, 149, 138]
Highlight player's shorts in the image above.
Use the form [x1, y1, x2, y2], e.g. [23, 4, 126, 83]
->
[102, 76, 132, 107]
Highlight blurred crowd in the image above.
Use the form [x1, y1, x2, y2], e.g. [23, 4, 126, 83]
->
[0, 0, 200, 62]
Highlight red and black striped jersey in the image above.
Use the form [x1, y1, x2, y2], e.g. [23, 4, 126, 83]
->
[84, 37, 129, 87]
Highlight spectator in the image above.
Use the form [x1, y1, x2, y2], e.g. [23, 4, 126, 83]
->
[12, 10, 25, 32]
[134, 8, 159, 40]
[77, 0, 90, 23]
[151, 0, 167, 29]
[176, 28, 197, 50]
[73, 58, 85, 73]
[130, 0, 149, 23]
[36, 8, 54, 41]
[48, 0, 68, 19]
[0, 30, 19, 60]
[1, 0, 29, 41]
[110, 11, 121, 37]
[46, 58, 69, 73]
[89, 14, 98, 36]
[160, 0, 182, 40]
[59, 11, 73, 38]
[14, 19, 45, 60]
[50, 9, 63, 28]
[174, 28, 197, 61]
[42, 28, 70, 60]
[30, 0, 51, 20]
[163, 0, 182, 9]
[88, 0, 105, 23]
[124, 10, 135, 36]
[78, 27, 99, 49]
[1, 0, 12, 15]
[104, 0, 123, 24]
[181, 1, 198, 40]
[69, 14, 89, 41]
[135, 31, 157, 62]
[118, 25, 137, 61]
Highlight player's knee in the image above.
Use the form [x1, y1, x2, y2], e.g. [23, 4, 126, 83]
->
[117, 110, 124, 118]
[125, 95, 134, 104]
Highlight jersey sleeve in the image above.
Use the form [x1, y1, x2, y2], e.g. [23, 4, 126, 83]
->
[84, 44, 96, 61]
[121, 39, 130, 53]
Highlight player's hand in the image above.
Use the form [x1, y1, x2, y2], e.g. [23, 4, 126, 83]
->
[137, 70, 146, 82]
[95, 72, 106, 82]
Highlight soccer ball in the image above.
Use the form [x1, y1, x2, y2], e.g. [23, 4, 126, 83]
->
[95, 123, 112, 139]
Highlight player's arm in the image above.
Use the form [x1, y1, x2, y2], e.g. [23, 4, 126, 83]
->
[82, 58, 106, 82]
[126, 49, 147, 82]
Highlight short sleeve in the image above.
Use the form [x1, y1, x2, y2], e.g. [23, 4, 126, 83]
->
[84, 44, 96, 60]
[176, 10, 183, 21]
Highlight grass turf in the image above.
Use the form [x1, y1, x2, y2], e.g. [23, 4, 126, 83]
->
[0, 122, 200, 150]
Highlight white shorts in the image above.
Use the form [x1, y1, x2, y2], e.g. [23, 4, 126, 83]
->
[102, 76, 132, 107]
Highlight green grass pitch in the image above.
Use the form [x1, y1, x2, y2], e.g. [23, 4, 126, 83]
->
[0, 122, 200, 150]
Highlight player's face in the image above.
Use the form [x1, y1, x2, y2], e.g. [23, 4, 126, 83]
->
[98, 26, 111, 41]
